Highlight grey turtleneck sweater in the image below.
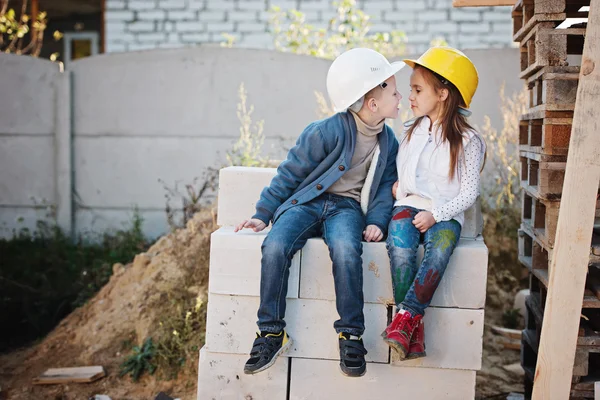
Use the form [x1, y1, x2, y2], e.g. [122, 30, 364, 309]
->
[326, 110, 383, 202]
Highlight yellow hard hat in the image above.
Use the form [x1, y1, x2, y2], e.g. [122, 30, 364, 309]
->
[403, 47, 479, 108]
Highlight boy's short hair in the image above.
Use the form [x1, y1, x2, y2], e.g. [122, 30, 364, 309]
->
[347, 85, 383, 113]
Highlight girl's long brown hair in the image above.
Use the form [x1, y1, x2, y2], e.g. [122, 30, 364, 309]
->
[404, 65, 475, 181]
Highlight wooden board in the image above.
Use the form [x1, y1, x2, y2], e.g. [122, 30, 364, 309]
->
[532, 1, 600, 398]
[33, 366, 106, 385]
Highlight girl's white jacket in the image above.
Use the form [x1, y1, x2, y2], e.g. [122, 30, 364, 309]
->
[394, 116, 486, 227]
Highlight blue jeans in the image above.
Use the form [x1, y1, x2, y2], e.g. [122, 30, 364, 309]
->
[257, 193, 366, 336]
[386, 206, 461, 316]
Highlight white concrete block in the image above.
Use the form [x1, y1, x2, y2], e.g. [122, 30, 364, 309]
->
[106, 21, 127, 33]
[176, 21, 205, 32]
[137, 10, 166, 20]
[206, 22, 235, 32]
[105, 41, 128, 52]
[128, 21, 155, 32]
[136, 32, 168, 42]
[158, 0, 186, 9]
[217, 167, 482, 237]
[105, 0, 126, 9]
[290, 358, 476, 400]
[462, 199, 483, 238]
[181, 33, 210, 42]
[189, 0, 205, 10]
[460, 22, 491, 33]
[129, 1, 157, 10]
[482, 9, 512, 21]
[237, 1, 268, 11]
[198, 10, 227, 21]
[237, 22, 267, 32]
[417, 10, 448, 22]
[300, 236, 488, 309]
[450, 9, 482, 22]
[204, 295, 390, 363]
[298, 0, 330, 11]
[394, 0, 428, 10]
[217, 167, 278, 227]
[168, 10, 198, 20]
[197, 347, 288, 400]
[105, 10, 135, 21]
[391, 307, 484, 371]
[228, 11, 259, 22]
[208, 227, 301, 298]
[205, 0, 237, 11]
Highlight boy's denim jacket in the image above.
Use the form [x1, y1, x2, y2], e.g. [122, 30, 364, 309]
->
[252, 111, 399, 235]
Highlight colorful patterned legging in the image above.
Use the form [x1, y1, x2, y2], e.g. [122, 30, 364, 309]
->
[386, 205, 461, 316]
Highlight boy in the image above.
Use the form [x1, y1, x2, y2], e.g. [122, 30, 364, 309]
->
[235, 48, 404, 377]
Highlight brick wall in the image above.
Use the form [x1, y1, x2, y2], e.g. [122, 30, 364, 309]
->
[105, 0, 513, 54]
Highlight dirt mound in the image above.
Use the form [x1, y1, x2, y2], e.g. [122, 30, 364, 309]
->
[0, 209, 217, 400]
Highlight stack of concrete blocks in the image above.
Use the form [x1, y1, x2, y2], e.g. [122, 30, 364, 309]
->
[197, 166, 488, 400]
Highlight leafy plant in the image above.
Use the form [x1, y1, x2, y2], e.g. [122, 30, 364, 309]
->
[268, 0, 406, 60]
[0, 0, 62, 58]
[155, 294, 206, 377]
[226, 82, 272, 168]
[120, 338, 157, 382]
[0, 211, 149, 352]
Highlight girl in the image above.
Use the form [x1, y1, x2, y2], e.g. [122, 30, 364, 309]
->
[382, 47, 486, 359]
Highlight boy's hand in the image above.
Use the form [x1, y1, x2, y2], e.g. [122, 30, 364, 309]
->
[413, 211, 436, 233]
[392, 181, 399, 199]
[234, 218, 267, 233]
[363, 225, 383, 242]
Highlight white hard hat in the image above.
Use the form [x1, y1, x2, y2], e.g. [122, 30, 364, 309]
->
[326, 48, 405, 112]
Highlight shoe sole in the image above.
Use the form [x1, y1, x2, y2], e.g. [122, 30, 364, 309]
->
[383, 337, 408, 359]
[339, 363, 366, 378]
[244, 336, 293, 375]
[405, 351, 426, 360]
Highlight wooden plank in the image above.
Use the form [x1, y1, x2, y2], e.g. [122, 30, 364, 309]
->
[532, 1, 600, 398]
[453, 0, 515, 6]
[492, 326, 524, 340]
[32, 366, 106, 385]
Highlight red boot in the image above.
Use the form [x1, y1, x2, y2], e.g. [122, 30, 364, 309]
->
[406, 318, 426, 360]
[381, 309, 422, 359]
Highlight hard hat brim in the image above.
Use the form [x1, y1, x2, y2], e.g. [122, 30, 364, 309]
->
[402, 59, 418, 69]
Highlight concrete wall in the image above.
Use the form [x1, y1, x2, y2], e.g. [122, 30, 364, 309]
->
[0, 46, 524, 239]
[0, 54, 70, 237]
[104, 0, 514, 54]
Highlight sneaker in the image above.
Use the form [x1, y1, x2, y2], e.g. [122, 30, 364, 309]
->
[243, 330, 292, 374]
[338, 333, 368, 377]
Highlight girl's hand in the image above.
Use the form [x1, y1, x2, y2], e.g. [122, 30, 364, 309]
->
[413, 211, 436, 233]
[235, 218, 267, 233]
[392, 181, 399, 198]
[363, 225, 383, 242]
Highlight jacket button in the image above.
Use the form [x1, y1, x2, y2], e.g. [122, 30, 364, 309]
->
[316, 184, 323, 190]
[291, 199, 298, 205]
[338, 165, 345, 171]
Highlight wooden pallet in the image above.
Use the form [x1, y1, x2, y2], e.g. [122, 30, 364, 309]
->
[519, 228, 600, 308]
[520, 186, 600, 247]
[522, 295, 600, 399]
[519, 22, 586, 79]
[519, 109, 573, 156]
[527, 66, 580, 111]
[522, 189, 560, 246]
[520, 151, 567, 200]
[512, 0, 590, 42]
